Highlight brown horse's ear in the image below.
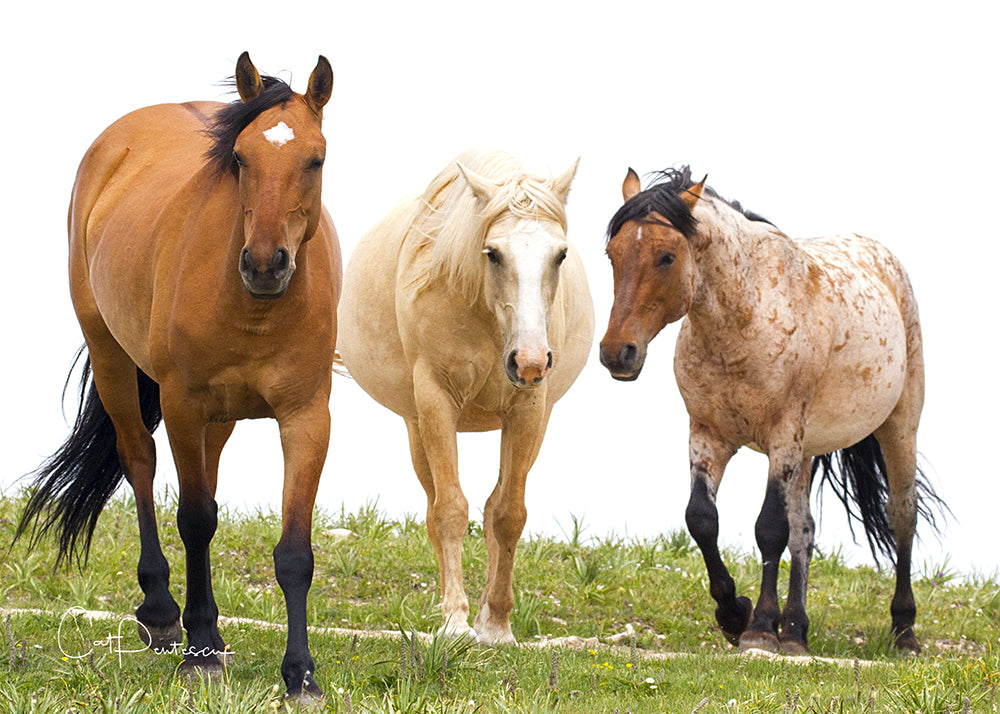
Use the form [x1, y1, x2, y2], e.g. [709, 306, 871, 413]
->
[306, 55, 334, 115]
[622, 168, 642, 201]
[235, 51, 264, 103]
[552, 157, 580, 203]
[682, 175, 707, 209]
[457, 162, 502, 204]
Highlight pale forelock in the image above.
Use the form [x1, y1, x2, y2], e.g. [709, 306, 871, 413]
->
[410, 150, 569, 305]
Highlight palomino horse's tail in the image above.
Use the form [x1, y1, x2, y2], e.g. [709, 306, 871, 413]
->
[15, 346, 162, 566]
[812, 434, 947, 565]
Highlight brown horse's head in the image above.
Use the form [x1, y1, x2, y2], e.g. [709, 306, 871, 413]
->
[599, 168, 705, 380]
[209, 52, 333, 299]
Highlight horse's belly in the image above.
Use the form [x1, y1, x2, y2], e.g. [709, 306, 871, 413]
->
[802, 311, 908, 457]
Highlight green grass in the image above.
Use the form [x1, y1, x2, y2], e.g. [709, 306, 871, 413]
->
[1, 492, 998, 712]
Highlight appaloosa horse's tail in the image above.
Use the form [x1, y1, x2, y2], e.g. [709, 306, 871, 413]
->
[812, 434, 947, 564]
[15, 347, 162, 565]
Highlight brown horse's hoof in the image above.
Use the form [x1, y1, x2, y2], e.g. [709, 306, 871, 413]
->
[894, 631, 921, 656]
[178, 656, 225, 681]
[738, 630, 780, 653]
[138, 619, 184, 653]
[778, 637, 809, 656]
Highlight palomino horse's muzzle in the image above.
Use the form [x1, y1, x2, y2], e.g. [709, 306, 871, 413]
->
[504, 347, 554, 388]
[239, 246, 294, 298]
[598, 339, 645, 381]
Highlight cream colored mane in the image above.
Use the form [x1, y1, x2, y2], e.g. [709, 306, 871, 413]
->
[410, 150, 570, 305]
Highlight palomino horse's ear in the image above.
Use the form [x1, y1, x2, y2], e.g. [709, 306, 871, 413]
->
[457, 162, 502, 204]
[622, 168, 642, 201]
[552, 158, 580, 203]
[306, 56, 334, 115]
[682, 175, 708, 210]
[235, 51, 264, 103]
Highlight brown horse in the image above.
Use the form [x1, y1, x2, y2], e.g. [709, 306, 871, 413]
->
[16, 53, 340, 699]
[599, 167, 944, 655]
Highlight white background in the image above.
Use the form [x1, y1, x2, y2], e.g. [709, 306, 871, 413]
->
[2, 2, 997, 582]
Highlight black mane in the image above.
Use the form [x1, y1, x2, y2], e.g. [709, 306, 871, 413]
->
[205, 75, 296, 177]
[606, 165, 773, 243]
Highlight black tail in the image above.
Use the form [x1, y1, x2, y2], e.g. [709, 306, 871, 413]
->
[14, 346, 162, 566]
[812, 434, 948, 565]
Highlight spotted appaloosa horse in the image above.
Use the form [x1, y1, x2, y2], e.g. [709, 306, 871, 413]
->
[599, 166, 944, 655]
[17, 53, 340, 699]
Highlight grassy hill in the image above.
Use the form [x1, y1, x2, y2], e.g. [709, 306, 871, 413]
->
[1, 493, 997, 712]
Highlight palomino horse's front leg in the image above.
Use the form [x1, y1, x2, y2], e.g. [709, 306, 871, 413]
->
[160, 403, 226, 675]
[273, 394, 330, 700]
[474, 395, 551, 644]
[740, 441, 804, 653]
[411, 360, 473, 638]
[684, 427, 750, 646]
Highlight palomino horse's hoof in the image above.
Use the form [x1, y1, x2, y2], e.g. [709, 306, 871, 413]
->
[738, 630, 780, 654]
[138, 619, 184, 653]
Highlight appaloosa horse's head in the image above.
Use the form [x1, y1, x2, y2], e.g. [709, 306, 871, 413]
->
[208, 52, 333, 298]
[599, 168, 704, 380]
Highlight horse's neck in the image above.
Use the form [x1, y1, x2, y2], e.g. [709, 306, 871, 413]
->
[687, 203, 783, 336]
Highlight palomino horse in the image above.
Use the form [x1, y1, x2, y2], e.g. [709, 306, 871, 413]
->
[337, 150, 594, 643]
[16, 53, 340, 698]
[599, 167, 943, 655]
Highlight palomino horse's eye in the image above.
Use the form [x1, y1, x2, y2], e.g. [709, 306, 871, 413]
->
[484, 248, 501, 265]
[657, 253, 676, 268]
[555, 249, 568, 266]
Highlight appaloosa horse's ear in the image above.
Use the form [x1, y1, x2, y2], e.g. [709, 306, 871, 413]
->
[306, 56, 334, 115]
[682, 175, 708, 209]
[552, 157, 580, 203]
[235, 51, 264, 103]
[457, 162, 502, 204]
[622, 168, 642, 201]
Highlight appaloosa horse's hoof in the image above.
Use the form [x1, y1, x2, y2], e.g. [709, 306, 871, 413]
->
[894, 631, 921, 656]
[738, 630, 780, 654]
[717, 596, 753, 646]
[284, 676, 324, 708]
[778, 636, 809, 656]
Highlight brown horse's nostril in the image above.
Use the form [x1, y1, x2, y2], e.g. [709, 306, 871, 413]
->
[271, 248, 291, 278]
[239, 247, 256, 278]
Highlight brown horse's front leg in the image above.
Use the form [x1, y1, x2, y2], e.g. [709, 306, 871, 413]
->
[274, 396, 331, 701]
[684, 430, 750, 646]
[475, 396, 550, 645]
[161, 408, 226, 675]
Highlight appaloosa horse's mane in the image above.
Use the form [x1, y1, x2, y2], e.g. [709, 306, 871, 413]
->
[605, 165, 773, 243]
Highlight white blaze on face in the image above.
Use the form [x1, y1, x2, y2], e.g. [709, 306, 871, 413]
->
[508, 220, 558, 351]
[263, 121, 295, 148]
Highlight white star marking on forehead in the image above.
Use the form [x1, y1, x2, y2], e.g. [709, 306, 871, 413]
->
[263, 122, 295, 148]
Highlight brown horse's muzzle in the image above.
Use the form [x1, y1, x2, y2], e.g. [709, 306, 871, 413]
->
[599, 337, 646, 381]
[239, 246, 295, 299]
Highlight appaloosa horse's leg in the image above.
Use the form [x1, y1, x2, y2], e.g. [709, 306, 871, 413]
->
[83, 332, 181, 651]
[273, 394, 330, 699]
[412, 361, 473, 638]
[778, 458, 815, 654]
[874, 398, 923, 654]
[740, 442, 804, 653]
[474, 399, 551, 645]
[684, 428, 751, 646]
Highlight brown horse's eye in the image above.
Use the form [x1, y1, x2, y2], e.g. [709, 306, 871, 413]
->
[657, 253, 676, 268]
[233, 152, 245, 169]
[307, 157, 325, 171]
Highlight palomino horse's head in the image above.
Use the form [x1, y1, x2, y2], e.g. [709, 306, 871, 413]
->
[210, 52, 333, 299]
[599, 168, 705, 380]
[458, 159, 579, 388]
